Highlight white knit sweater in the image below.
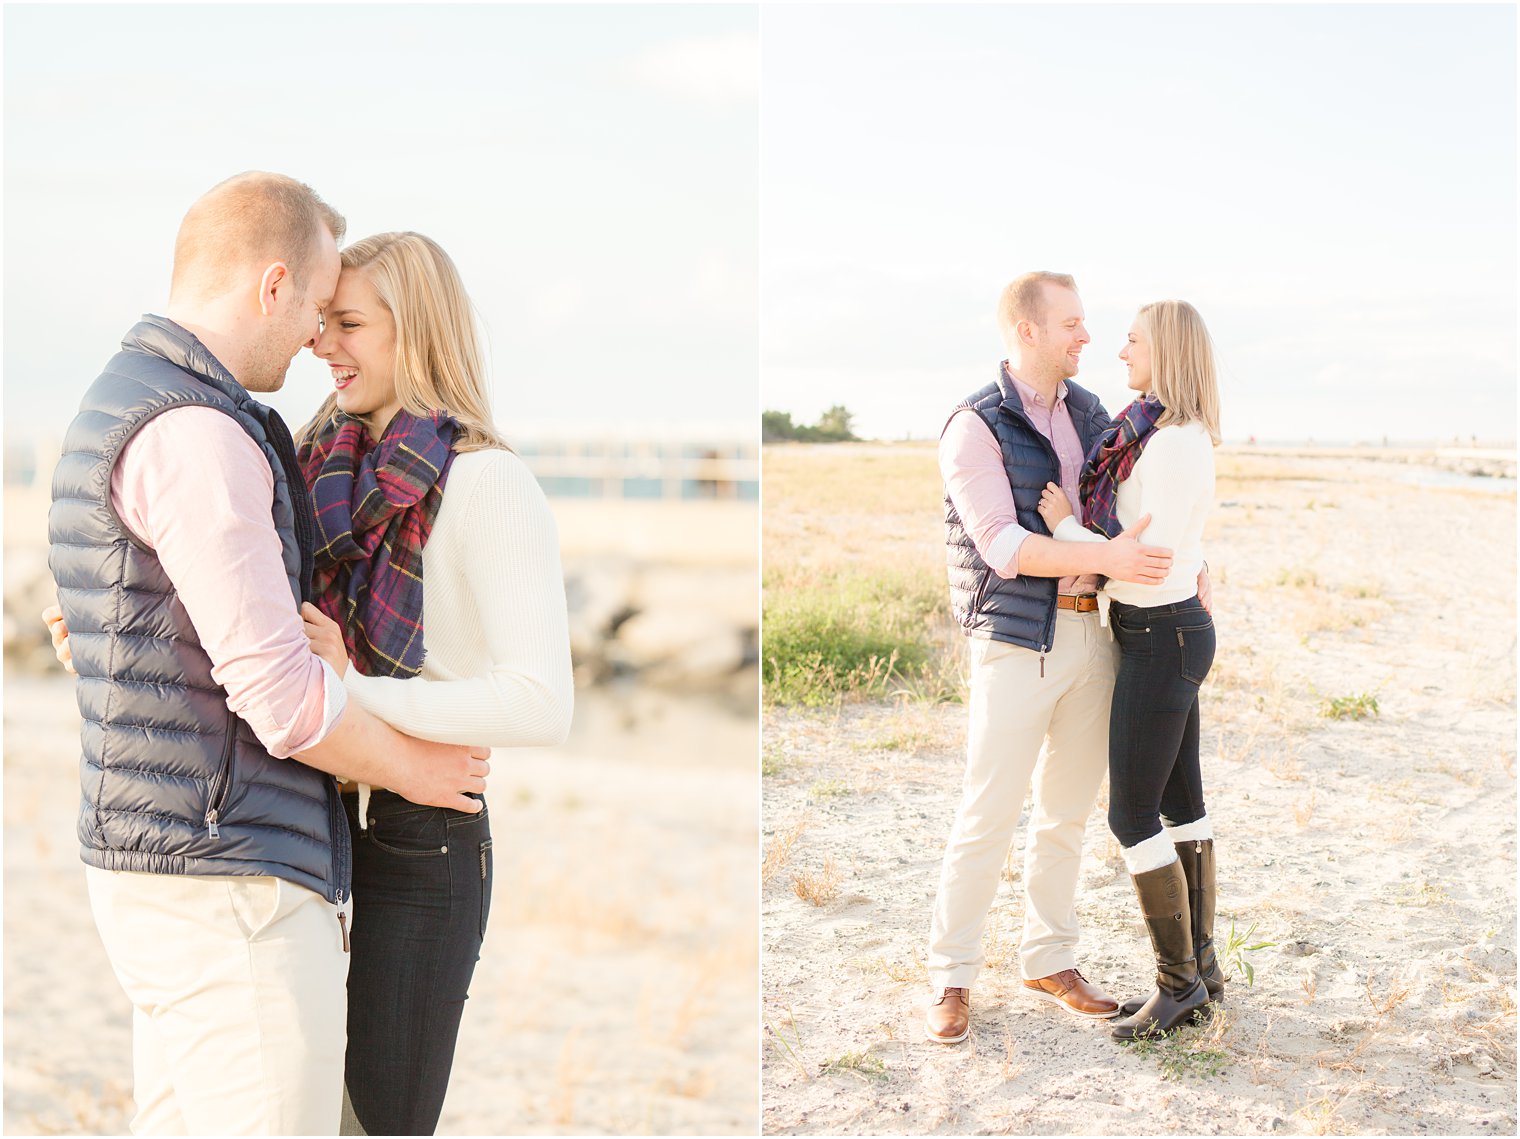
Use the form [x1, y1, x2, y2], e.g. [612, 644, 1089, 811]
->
[342, 448, 574, 750]
[1054, 421, 1216, 608]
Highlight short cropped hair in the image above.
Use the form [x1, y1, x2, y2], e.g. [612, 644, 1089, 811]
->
[996, 271, 1078, 338]
[170, 172, 346, 301]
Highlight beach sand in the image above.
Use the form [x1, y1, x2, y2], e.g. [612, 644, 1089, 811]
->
[3, 678, 759, 1136]
[761, 444, 1516, 1135]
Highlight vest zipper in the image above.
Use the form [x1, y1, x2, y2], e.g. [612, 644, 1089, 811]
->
[204, 714, 238, 840]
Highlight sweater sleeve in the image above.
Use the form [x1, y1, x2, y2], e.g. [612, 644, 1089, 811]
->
[341, 452, 575, 748]
[1052, 515, 1106, 544]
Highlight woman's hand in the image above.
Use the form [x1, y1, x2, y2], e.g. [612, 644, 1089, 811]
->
[1037, 481, 1073, 530]
[300, 603, 350, 678]
[41, 604, 75, 674]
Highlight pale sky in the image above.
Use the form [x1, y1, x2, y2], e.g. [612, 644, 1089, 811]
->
[4, 4, 758, 439]
[762, 4, 1517, 444]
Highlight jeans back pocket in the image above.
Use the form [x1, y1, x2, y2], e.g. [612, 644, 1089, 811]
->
[1176, 621, 1216, 685]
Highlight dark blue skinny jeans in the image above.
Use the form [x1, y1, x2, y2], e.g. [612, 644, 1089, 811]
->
[342, 789, 492, 1136]
[1107, 596, 1216, 848]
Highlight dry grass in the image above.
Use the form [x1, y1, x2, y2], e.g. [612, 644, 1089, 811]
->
[549, 1029, 584, 1127]
[1292, 785, 1318, 827]
[792, 856, 841, 906]
[1364, 973, 1413, 1018]
[762, 813, 810, 886]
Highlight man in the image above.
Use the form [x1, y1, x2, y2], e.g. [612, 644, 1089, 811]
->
[46, 172, 490, 1134]
[925, 271, 1207, 1043]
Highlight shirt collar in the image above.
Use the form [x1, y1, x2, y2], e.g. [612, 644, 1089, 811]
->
[1002, 361, 1068, 411]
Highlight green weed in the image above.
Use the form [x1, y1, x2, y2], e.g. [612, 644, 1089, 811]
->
[819, 1050, 887, 1080]
[1320, 691, 1380, 720]
[1220, 918, 1275, 986]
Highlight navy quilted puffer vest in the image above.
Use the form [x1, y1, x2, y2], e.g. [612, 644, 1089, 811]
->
[47, 316, 350, 904]
[942, 366, 1111, 652]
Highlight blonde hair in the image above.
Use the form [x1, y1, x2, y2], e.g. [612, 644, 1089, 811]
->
[1136, 300, 1221, 444]
[996, 271, 1078, 339]
[298, 232, 509, 454]
[170, 171, 345, 300]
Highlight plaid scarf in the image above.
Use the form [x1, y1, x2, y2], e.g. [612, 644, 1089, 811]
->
[1080, 396, 1165, 538]
[298, 410, 458, 678]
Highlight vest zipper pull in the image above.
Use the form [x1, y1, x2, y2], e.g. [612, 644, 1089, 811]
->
[205, 809, 220, 840]
[338, 911, 350, 953]
[1039, 652, 1046, 678]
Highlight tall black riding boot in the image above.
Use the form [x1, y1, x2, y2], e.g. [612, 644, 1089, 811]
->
[1118, 837, 1224, 1017]
[1179, 838, 1223, 1000]
[1110, 858, 1208, 1041]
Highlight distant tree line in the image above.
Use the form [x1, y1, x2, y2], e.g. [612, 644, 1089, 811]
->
[762, 405, 859, 443]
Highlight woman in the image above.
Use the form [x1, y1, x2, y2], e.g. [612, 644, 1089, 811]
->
[1036, 299, 1221, 1042]
[295, 231, 573, 1133]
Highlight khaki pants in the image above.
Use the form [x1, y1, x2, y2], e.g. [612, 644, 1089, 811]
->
[85, 867, 351, 1135]
[928, 610, 1117, 989]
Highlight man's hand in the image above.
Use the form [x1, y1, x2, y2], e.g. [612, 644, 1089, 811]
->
[387, 741, 492, 813]
[1101, 515, 1173, 585]
[41, 604, 75, 674]
[1197, 564, 1212, 614]
[1036, 481, 1073, 530]
[300, 603, 349, 678]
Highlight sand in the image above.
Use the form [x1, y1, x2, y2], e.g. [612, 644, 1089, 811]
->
[3, 677, 759, 1136]
[761, 446, 1516, 1135]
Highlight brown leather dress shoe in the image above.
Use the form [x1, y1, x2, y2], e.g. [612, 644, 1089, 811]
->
[925, 986, 971, 1043]
[1022, 968, 1120, 1019]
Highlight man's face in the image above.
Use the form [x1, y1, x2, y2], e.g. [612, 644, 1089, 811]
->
[1026, 285, 1090, 381]
[241, 227, 342, 393]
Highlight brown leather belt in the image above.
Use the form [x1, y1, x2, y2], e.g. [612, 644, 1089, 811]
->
[1056, 594, 1100, 613]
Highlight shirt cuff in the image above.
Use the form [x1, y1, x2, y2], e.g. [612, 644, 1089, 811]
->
[284, 657, 350, 755]
[986, 524, 1026, 578]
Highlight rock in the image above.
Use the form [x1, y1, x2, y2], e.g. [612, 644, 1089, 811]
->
[611, 609, 749, 684]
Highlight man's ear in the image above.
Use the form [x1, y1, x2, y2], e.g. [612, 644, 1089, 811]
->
[257, 261, 291, 317]
[1016, 317, 1038, 348]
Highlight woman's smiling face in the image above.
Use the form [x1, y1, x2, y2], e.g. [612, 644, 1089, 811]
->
[313, 266, 402, 437]
[1120, 318, 1153, 395]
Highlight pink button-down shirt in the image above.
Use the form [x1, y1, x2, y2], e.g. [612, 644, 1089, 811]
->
[110, 405, 343, 758]
[939, 364, 1100, 595]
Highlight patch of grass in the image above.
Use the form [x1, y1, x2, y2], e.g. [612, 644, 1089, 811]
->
[763, 568, 951, 706]
[1274, 567, 1321, 588]
[808, 778, 849, 800]
[764, 1010, 811, 1080]
[1122, 1024, 1231, 1080]
[761, 744, 790, 778]
[1220, 918, 1275, 986]
[853, 729, 930, 753]
[1393, 880, 1450, 908]
[1297, 1087, 1354, 1134]
[1320, 691, 1380, 720]
[819, 1050, 887, 1081]
[846, 954, 919, 984]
